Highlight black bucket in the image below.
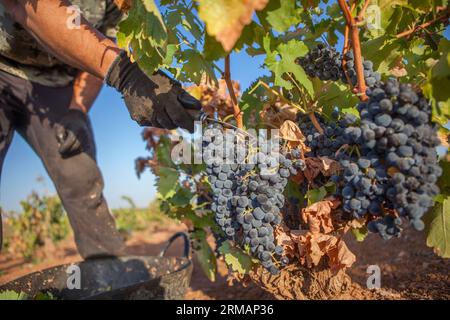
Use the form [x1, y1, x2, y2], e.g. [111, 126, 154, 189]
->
[0, 232, 192, 300]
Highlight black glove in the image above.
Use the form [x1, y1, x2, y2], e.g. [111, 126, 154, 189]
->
[105, 51, 202, 133]
[55, 109, 90, 157]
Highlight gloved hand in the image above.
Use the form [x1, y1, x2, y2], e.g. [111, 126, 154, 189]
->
[105, 51, 202, 133]
[55, 109, 90, 157]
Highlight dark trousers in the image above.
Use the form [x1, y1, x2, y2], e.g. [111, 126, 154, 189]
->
[0, 70, 125, 258]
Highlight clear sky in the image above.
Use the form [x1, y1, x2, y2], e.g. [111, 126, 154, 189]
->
[1, 8, 449, 212]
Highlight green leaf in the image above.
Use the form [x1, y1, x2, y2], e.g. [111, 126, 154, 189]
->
[426, 196, 450, 258]
[169, 187, 194, 207]
[162, 44, 177, 66]
[34, 292, 56, 300]
[351, 226, 369, 242]
[203, 34, 227, 61]
[0, 290, 28, 300]
[438, 161, 450, 195]
[264, 38, 314, 96]
[362, 36, 402, 76]
[307, 186, 327, 205]
[218, 241, 254, 274]
[156, 136, 175, 168]
[179, 49, 217, 84]
[117, 0, 168, 74]
[315, 82, 359, 117]
[430, 39, 450, 103]
[156, 167, 179, 199]
[192, 230, 217, 281]
[266, 0, 301, 33]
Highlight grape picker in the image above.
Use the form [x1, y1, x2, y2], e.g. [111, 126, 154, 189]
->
[0, 0, 201, 257]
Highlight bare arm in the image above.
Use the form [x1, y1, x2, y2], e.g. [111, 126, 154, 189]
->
[69, 71, 103, 113]
[1, 0, 121, 78]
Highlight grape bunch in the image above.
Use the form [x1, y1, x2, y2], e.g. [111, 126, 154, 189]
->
[341, 50, 381, 87]
[204, 126, 300, 274]
[297, 111, 358, 158]
[330, 79, 441, 239]
[358, 79, 441, 234]
[296, 44, 343, 81]
[296, 44, 381, 88]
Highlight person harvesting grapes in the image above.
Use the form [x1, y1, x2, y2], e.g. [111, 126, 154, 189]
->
[0, 0, 201, 257]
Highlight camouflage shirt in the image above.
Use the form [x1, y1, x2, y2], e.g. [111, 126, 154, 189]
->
[0, 1, 123, 87]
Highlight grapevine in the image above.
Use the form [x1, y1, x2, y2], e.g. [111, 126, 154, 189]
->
[124, 0, 450, 299]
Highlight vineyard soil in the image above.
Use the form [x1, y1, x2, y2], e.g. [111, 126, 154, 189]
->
[0, 221, 448, 300]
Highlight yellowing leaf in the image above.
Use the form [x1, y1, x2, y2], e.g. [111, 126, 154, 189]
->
[219, 241, 254, 274]
[427, 196, 450, 258]
[197, 0, 269, 52]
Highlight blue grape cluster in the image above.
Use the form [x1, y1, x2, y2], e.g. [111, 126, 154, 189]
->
[296, 44, 381, 88]
[330, 80, 441, 239]
[204, 126, 303, 274]
[297, 45, 442, 240]
[298, 112, 357, 158]
[341, 50, 381, 87]
[357, 79, 441, 236]
[296, 44, 343, 81]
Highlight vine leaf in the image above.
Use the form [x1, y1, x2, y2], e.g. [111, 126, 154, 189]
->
[192, 230, 217, 281]
[306, 187, 327, 206]
[264, 38, 314, 95]
[218, 241, 254, 274]
[301, 197, 340, 234]
[427, 196, 450, 258]
[298, 233, 356, 271]
[197, 0, 269, 52]
[266, 0, 301, 33]
[117, 0, 168, 74]
[156, 167, 179, 199]
[279, 120, 309, 151]
[179, 49, 217, 84]
[301, 157, 341, 182]
[0, 290, 28, 300]
[168, 187, 194, 207]
[351, 226, 369, 242]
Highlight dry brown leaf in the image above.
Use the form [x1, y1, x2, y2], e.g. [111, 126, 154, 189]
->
[303, 157, 341, 181]
[318, 157, 341, 176]
[327, 239, 356, 272]
[391, 56, 408, 77]
[113, 0, 132, 12]
[187, 80, 240, 118]
[301, 197, 341, 235]
[279, 120, 306, 142]
[297, 232, 355, 271]
[303, 158, 323, 181]
[274, 225, 298, 258]
[260, 101, 299, 128]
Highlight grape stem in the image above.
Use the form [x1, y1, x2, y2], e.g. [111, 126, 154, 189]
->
[338, 0, 368, 101]
[341, 4, 355, 92]
[250, 80, 306, 113]
[396, 11, 450, 39]
[224, 55, 244, 129]
[308, 112, 324, 135]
